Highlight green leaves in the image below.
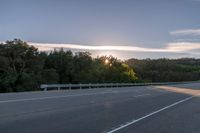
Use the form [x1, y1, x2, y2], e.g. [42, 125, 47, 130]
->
[0, 39, 42, 92]
[127, 58, 200, 82]
[0, 39, 137, 92]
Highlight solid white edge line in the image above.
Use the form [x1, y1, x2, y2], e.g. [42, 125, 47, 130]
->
[106, 95, 196, 133]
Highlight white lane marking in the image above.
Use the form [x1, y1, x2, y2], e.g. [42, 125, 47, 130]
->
[106, 95, 196, 133]
[0, 91, 151, 104]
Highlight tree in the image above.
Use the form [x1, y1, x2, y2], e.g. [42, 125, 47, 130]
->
[126, 58, 200, 82]
[44, 49, 73, 83]
[0, 39, 139, 92]
[0, 39, 41, 92]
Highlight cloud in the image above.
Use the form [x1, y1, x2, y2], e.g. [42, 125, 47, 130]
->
[30, 42, 167, 52]
[170, 29, 200, 36]
[29, 42, 200, 54]
[166, 42, 200, 52]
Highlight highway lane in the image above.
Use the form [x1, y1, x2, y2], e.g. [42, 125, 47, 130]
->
[0, 83, 200, 133]
[119, 96, 200, 133]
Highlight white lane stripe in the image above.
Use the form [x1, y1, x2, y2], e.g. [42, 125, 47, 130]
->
[106, 95, 196, 133]
[0, 91, 151, 104]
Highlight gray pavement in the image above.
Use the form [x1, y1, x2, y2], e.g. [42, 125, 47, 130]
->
[0, 83, 200, 133]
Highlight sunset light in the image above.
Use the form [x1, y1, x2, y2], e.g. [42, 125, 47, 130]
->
[1, 1, 200, 133]
[105, 59, 109, 64]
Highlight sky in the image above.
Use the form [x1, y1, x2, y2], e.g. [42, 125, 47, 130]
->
[1, 0, 200, 59]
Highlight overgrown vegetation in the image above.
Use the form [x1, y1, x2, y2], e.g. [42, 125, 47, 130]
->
[1, 39, 200, 93]
[126, 58, 200, 82]
[0, 39, 137, 92]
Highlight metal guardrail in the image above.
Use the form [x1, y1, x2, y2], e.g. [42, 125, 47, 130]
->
[40, 81, 199, 91]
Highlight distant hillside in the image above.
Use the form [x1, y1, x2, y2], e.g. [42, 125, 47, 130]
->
[126, 58, 200, 82]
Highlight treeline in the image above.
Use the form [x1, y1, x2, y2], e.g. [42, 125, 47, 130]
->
[0, 39, 137, 92]
[1, 39, 200, 93]
[126, 58, 200, 82]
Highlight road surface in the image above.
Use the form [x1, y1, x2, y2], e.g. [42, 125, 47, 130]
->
[0, 83, 200, 133]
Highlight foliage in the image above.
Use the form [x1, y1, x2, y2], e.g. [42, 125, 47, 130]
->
[126, 58, 200, 82]
[0, 39, 137, 92]
[2, 39, 199, 93]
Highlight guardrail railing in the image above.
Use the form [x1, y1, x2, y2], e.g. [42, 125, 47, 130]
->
[40, 81, 199, 91]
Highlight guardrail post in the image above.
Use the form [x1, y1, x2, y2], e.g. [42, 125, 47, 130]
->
[58, 87, 60, 90]
[80, 83, 82, 89]
[69, 84, 71, 90]
[89, 83, 91, 89]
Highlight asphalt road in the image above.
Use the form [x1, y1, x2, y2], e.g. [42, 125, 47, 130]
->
[0, 83, 200, 133]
